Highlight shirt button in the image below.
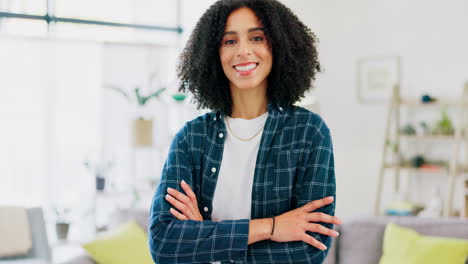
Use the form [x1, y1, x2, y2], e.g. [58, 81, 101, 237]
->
[214, 117, 217, 121]
[279, 106, 283, 111]
[219, 133, 224, 138]
[204, 207, 209, 212]
[211, 167, 216, 173]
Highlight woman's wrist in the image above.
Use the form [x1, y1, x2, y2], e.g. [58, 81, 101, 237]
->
[248, 218, 273, 245]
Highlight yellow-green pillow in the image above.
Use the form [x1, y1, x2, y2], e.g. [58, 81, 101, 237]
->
[379, 223, 468, 264]
[82, 220, 154, 264]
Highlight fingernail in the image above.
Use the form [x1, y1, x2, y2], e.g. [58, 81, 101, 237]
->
[165, 194, 170, 199]
[322, 245, 328, 250]
[328, 196, 334, 201]
[167, 187, 173, 192]
[334, 231, 339, 237]
[181, 180, 186, 185]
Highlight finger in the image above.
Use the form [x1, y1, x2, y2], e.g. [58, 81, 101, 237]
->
[301, 233, 327, 251]
[165, 194, 194, 219]
[167, 187, 192, 206]
[303, 223, 339, 238]
[180, 180, 198, 202]
[169, 208, 188, 220]
[306, 212, 342, 225]
[300, 196, 334, 213]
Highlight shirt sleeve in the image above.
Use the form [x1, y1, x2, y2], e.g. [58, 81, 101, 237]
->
[148, 124, 250, 264]
[246, 130, 336, 263]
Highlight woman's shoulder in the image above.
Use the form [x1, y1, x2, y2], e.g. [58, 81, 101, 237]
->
[288, 105, 331, 140]
[184, 112, 215, 128]
[175, 112, 216, 137]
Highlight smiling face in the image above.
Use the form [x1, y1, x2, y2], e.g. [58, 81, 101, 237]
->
[219, 7, 273, 92]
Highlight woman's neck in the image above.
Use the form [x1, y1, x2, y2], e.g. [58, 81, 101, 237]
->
[230, 86, 268, 120]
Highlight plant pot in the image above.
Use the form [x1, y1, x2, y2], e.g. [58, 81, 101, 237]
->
[132, 118, 153, 147]
[56, 223, 70, 241]
[96, 176, 106, 191]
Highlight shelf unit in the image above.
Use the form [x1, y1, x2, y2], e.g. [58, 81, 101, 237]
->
[375, 82, 468, 217]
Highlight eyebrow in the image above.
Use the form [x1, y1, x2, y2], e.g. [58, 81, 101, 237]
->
[222, 27, 264, 37]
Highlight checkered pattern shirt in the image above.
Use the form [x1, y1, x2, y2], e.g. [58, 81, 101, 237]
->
[149, 103, 336, 264]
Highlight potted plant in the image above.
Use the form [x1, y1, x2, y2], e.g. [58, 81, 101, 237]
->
[106, 78, 166, 147]
[83, 158, 114, 192]
[432, 108, 454, 135]
[54, 206, 72, 241]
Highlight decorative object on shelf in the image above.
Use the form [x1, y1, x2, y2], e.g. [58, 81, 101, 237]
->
[83, 158, 114, 192]
[432, 108, 454, 136]
[421, 93, 436, 103]
[357, 56, 401, 104]
[418, 121, 430, 135]
[411, 155, 426, 168]
[401, 124, 416, 135]
[53, 206, 72, 241]
[385, 201, 424, 216]
[418, 187, 443, 217]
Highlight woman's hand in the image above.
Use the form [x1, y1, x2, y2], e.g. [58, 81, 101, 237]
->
[270, 196, 342, 250]
[165, 180, 203, 221]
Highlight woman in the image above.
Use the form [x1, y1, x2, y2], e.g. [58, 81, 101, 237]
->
[149, 1, 341, 263]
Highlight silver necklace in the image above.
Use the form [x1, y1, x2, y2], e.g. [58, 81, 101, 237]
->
[225, 116, 264, 141]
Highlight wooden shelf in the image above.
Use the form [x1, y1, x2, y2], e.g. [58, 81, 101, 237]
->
[384, 164, 447, 174]
[376, 83, 468, 217]
[384, 163, 468, 174]
[399, 134, 457, 140]
[398, 97, 468, 107]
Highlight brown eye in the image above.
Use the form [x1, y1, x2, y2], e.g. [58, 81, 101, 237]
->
[252, 36, 264, 41]
[224, 39, 236, 45]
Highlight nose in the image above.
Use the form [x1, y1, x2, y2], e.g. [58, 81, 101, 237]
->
[236, 40, 252, 57]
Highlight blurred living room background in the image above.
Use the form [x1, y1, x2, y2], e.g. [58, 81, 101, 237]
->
[1, 0, 467, 263]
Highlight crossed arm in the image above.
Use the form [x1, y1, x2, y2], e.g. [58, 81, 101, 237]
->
[165, 180, 341, 249]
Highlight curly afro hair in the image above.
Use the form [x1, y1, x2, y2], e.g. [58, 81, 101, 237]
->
[177, 0, 321, 116]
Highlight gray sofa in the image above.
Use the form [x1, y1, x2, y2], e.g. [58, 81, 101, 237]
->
[324, 216, 468, 264]
[0, 207, 52, 264]
[62, 210, 468, 264]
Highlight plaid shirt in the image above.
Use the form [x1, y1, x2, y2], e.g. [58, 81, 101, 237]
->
[149, 103, 336, 264]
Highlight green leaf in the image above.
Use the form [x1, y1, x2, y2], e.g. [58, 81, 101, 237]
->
[135, 87, 145, 106]
[140, 87, 166, 106]
[106, 85, 130, 102]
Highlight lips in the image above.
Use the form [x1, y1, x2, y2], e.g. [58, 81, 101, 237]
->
[233, 62, 258, 75]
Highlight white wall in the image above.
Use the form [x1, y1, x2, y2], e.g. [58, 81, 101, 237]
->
[283, 0, 468, 219]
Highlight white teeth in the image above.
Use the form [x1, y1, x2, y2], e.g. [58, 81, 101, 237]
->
[234, 63, 257, 72]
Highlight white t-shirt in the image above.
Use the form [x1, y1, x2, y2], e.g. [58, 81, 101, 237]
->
[211, 111, 268, 264]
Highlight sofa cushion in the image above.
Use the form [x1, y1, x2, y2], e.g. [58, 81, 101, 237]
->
[337, 216, 468, 264]
[82, 221, 153, 264]
[380, 223, 468, 264]
[0, 206, 32, 257]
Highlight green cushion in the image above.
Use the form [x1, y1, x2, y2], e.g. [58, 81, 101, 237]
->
[82, 220, 154, 264]
[379, 223, 468, 264]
